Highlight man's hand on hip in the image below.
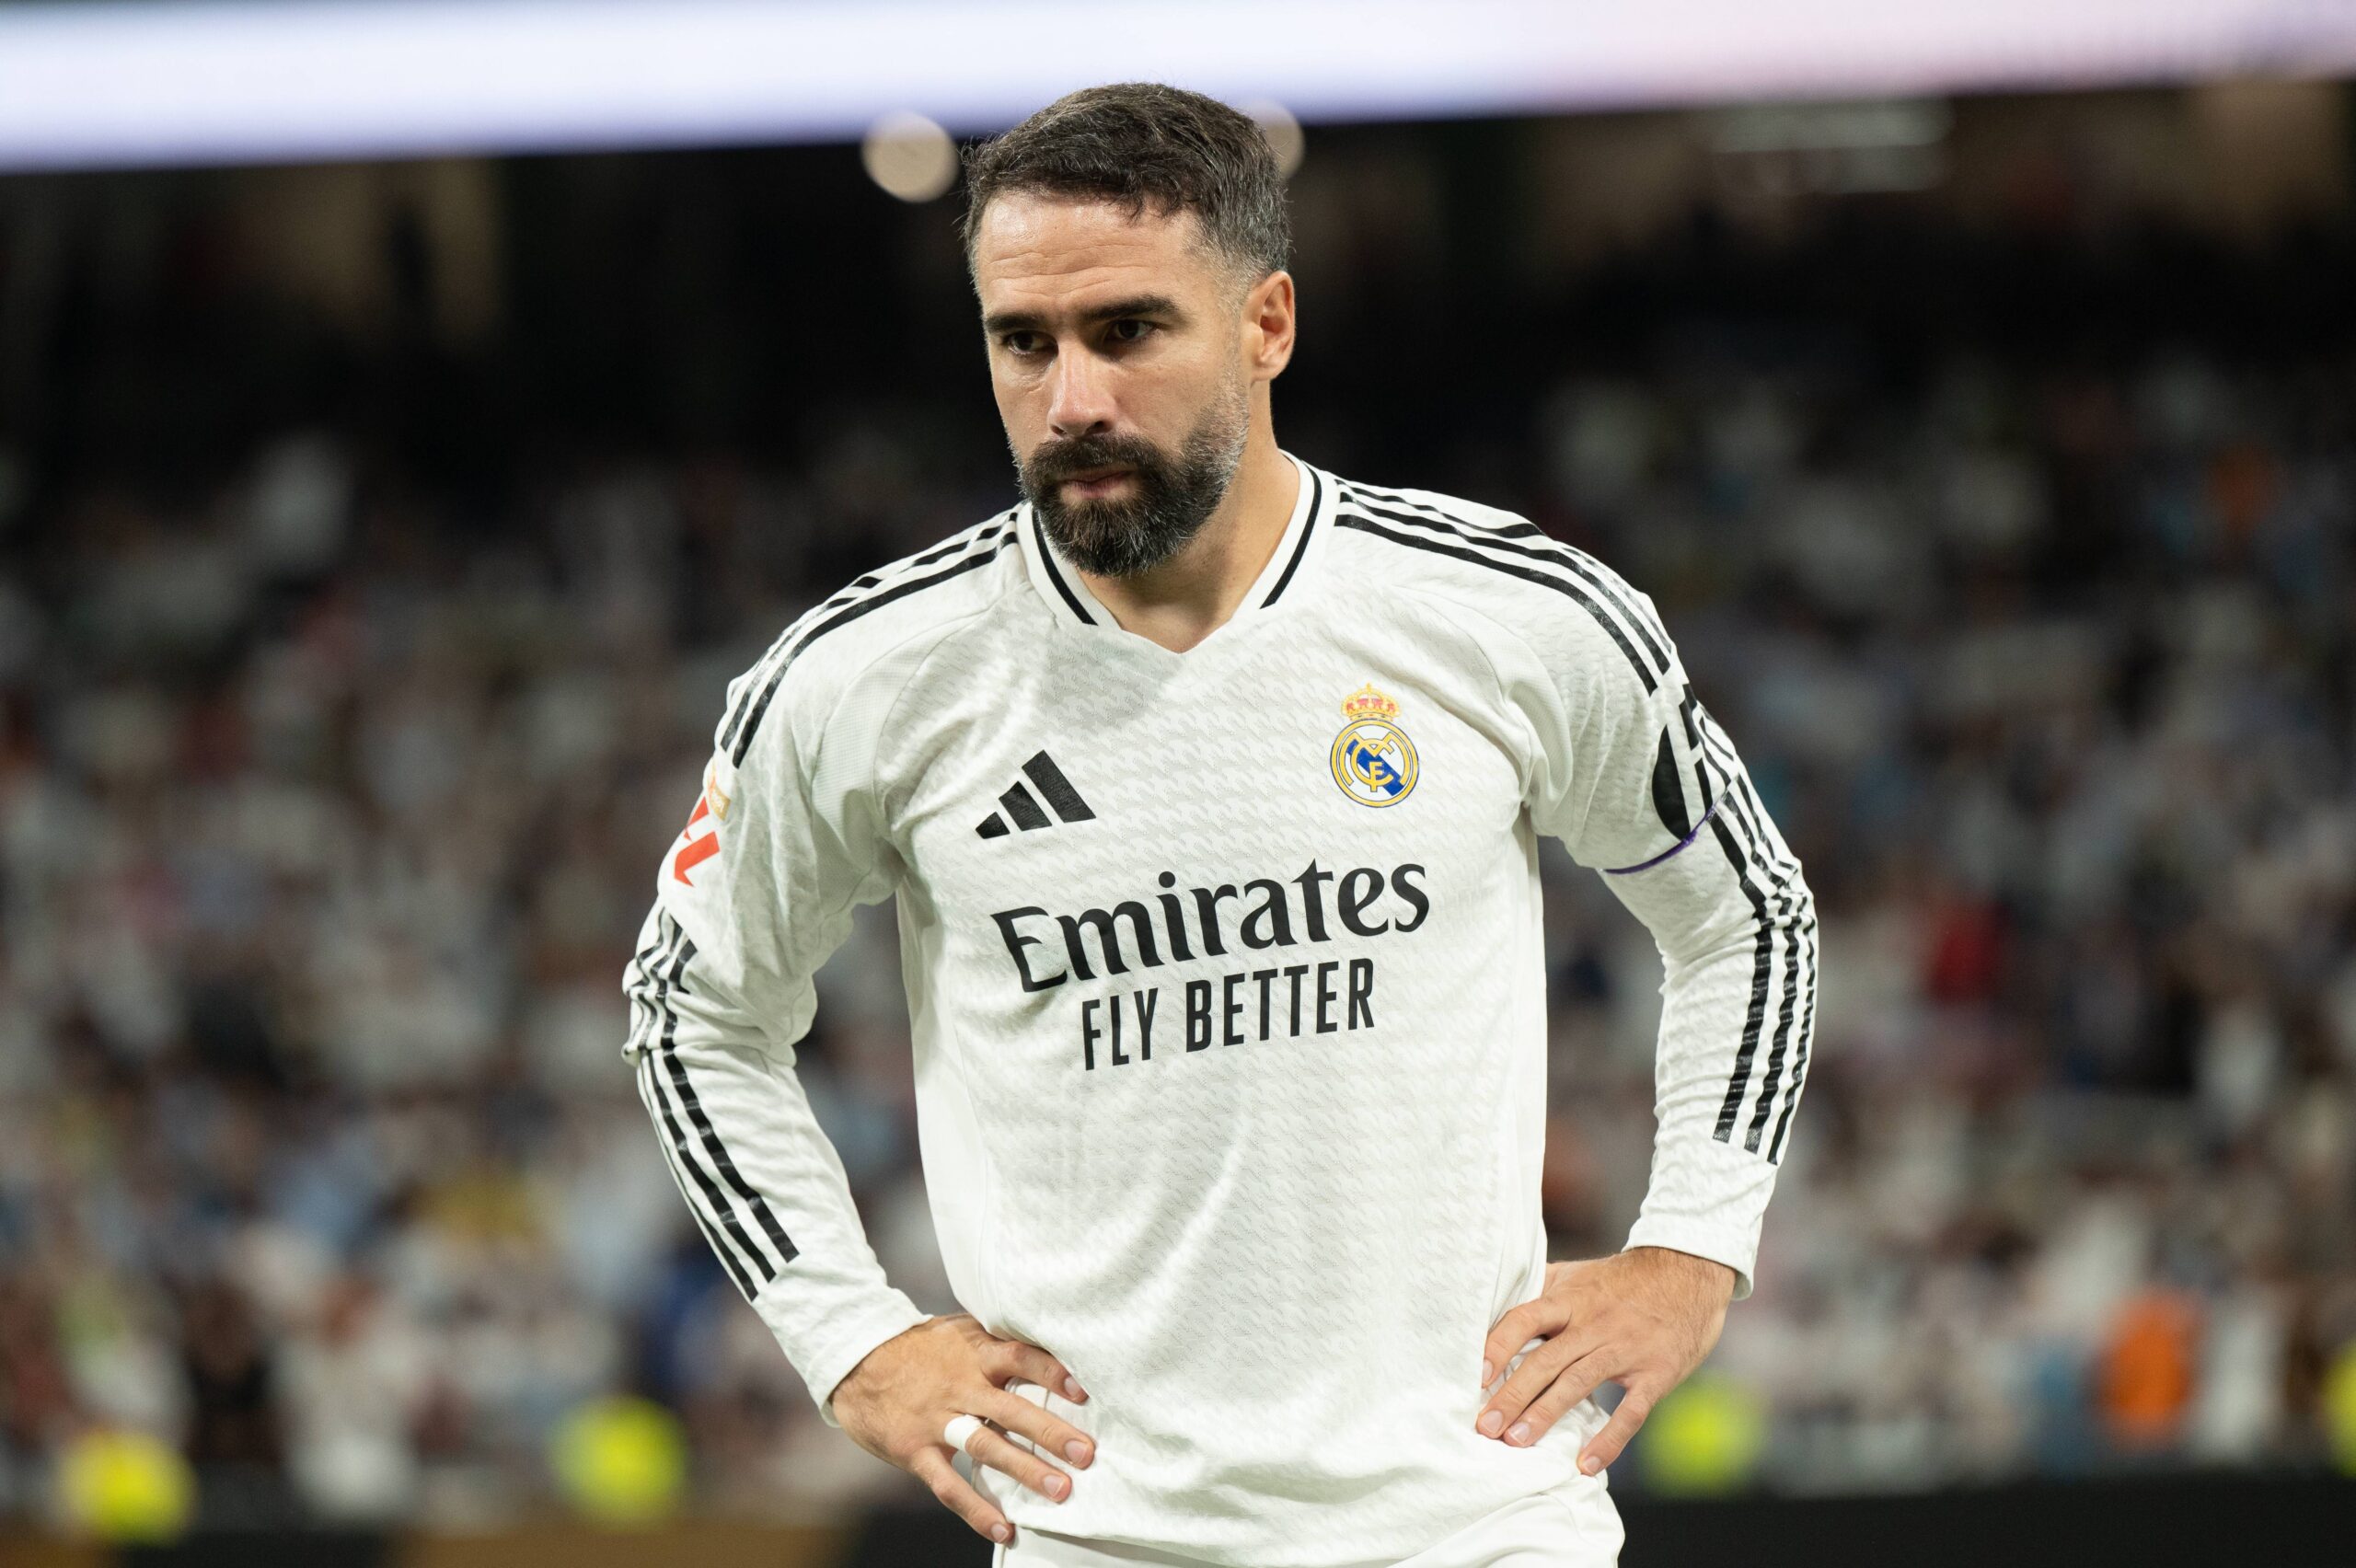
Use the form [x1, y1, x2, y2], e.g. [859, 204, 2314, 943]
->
[1474, 1246, 1737, 1476]
[831, 1313, 1095, 1548]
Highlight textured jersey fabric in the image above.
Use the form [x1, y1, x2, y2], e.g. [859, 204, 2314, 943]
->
[621, 451, 1818, 1568]
[993, 1456, 1622, 1567]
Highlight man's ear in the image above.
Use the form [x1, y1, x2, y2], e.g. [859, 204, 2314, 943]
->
[1246, 270, 1297, 379]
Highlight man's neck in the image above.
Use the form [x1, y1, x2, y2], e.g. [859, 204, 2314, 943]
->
[1069, 431, 1298, 654]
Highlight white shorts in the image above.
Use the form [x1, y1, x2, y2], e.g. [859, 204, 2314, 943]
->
[988, 1472, 1623, 1568]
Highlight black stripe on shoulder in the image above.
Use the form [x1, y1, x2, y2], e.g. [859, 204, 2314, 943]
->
[721, 513, 1015, 754]
[1650, 731, 1694, 842]
[1682, 688, 1798, 897]
[1033, 509, 1097, 626]
[1334, 511, 1657, 693]
[1343, 481, 1674, 658]
[1697, 720, 1800, 889]
[1338, 484, 1669, 674]
[1260, 466, 1323, 607]
[1349, 479, 1622, 576]
[729, 522, 1012, 766]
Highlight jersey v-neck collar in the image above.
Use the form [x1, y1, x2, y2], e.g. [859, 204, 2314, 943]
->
[1020, 449, 1333, 636]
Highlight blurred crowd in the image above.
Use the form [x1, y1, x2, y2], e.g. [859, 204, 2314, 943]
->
[1, 196, 2353, 1529]
[1532, 342, 2356, 1488]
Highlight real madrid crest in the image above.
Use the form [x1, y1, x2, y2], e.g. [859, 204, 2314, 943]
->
[1331, 684, 1418, 807]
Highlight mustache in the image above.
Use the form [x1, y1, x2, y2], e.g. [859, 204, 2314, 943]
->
[1029, 433, 1163, 482]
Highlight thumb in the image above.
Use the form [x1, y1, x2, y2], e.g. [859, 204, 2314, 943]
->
[1575, 1378, 1660, 1477]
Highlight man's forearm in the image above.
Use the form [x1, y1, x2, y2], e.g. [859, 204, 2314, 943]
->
[1606, 809, 1818, 1300]
[627, 905, 929, 1424]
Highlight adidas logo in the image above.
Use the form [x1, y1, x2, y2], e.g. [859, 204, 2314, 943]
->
[976, 751, 1096, 838]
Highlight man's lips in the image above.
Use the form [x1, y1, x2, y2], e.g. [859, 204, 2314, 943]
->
[1061, 467, 1136, 497]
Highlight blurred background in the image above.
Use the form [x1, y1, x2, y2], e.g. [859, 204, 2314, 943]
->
[1, 3, 2354, 1565]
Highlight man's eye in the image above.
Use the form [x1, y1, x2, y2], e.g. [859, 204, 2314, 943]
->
[1001, 332, 1045, 354]
[1108, 319, 1155, 343]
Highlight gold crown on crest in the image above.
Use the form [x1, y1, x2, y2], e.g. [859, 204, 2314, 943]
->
[1340, 684, 1400, 722]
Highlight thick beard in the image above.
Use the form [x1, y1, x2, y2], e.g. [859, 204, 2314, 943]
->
[1019, 379, 1251, 578]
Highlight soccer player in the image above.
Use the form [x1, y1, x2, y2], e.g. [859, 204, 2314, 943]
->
[623, 82, 1816, 1567]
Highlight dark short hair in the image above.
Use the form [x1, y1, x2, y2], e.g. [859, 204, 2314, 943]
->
[959, 82, 1290, 292]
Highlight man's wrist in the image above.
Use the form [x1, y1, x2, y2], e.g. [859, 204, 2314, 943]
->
[1622, 1216, 1757, 1299]
[1623, 1244, 1738, 1299]
[789, 1297, 935, 1429]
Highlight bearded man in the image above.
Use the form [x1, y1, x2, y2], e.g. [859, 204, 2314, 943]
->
[625, 80, 1816, 1568]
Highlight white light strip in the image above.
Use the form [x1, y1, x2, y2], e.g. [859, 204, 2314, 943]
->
[0, 0, 2349, 172]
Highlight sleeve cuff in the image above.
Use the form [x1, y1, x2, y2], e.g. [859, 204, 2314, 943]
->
[1624, 1215, 1757, 1301]
[761, 1290, 934, 1428]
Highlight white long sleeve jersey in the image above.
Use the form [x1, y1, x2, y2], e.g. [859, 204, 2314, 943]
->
[621, 451, 1817, 1568]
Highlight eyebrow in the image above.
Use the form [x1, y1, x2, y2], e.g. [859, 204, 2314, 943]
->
[982, 294, 1184, 337]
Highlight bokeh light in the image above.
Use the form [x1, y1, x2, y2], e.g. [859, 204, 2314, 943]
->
[55, 1430, 195, 1543]
[551, 1397, 689, 1526]
[1639, 1375, 1768, 1495]
[1243, 98, 1306, 178]
[862, 110, 959, 202]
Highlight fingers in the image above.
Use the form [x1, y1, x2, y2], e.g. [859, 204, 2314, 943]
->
[1480, 1296, 1571, 1389]
[833, 1317, 1097, 1544]
[967, 1421, 1073, 1503]
[980, 1384, 1096, 1470]
[986, 1339, 1090, 1405]
[1576, 1380, 1660, 1476]
[1501, 1351, 1615, 1449]
[1475, 1330, 1588, 1439]
[907, 1444, 1013, 1546]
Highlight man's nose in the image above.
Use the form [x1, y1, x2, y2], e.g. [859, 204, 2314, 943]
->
[1046, 345, 1115, 437]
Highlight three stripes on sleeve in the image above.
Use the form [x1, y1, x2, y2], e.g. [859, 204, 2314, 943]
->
[629, 909, 799, 1301]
